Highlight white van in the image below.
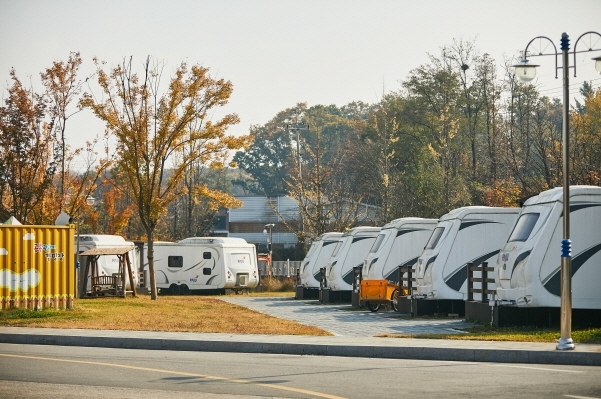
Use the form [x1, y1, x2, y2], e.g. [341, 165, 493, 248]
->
[299, 232, 343, 289]
[496, 186, 601, 309]
[149, 237, 259, 294]
[325, 226, 381, 291]
[77, 234, 138, 293]
[415, 207, 520, 300]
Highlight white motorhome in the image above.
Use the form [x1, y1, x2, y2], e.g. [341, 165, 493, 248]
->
[149, 237, 259, 294]
[496, 186, 601, 309]
[299, 232, 343, 289]
[362, 218, 438, 283]
[415, 207, 520, 300]
[326, 226, 381, 291]
[77, 234, 138, 292]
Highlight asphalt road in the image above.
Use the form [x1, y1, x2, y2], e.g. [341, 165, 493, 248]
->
[1, 343, 600, 399]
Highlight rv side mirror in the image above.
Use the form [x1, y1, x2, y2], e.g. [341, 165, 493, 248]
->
[203, 252, 211, 259]
[203, 268, 211, 275]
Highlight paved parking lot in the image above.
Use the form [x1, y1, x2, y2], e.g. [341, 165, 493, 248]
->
[220, 296, 474, 337]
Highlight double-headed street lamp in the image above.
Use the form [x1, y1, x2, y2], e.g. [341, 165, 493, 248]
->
[285, 123, 310, 180]
[513, 31, 601, 351]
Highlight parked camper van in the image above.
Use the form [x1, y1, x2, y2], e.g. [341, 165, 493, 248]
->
[325, 226, 381, 292]
[299, 232, 343, 289]
[77, 234, 138, 293]
[496, 186, 601, 309]
[360, 218, 437, 311]
[415, 207, 520, 300]
[149, 237, 259, 294]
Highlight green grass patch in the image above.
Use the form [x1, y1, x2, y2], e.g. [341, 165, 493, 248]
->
[2, 308, 64, 320]
[378, 324, 601, 344]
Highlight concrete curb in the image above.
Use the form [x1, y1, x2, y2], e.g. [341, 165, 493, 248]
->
[1, 331, 600, 366]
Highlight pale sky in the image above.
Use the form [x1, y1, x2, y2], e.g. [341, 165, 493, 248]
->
[1, 0, 601, 163]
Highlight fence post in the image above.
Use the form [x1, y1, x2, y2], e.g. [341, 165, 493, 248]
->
[482, 261, 488, 303]
[467, 262, 474, 302]
[398, 265, 404, 294]
[319, 267, 326, 289]
[352, 266, 362, 294]
[296, 267, 300, 287]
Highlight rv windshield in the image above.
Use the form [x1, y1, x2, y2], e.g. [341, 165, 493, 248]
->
[370, 233, 387, 253]
[508, 213, 540, 242]
[305, 242, 318, 259]
[331, 240, 344, 257]
[425, 227, 445, 249]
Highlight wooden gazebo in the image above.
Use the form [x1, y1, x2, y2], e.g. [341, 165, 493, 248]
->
[79, 247, 137, 298]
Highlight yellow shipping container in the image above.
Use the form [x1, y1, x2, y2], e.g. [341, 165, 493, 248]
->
[0, 225, 75, 309]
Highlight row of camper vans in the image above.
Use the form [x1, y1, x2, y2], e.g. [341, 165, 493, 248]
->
[77, 236, 259, 296]
[296, 185, 601, 319]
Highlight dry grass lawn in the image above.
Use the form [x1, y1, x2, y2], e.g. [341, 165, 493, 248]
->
[0, 295, 331, 336]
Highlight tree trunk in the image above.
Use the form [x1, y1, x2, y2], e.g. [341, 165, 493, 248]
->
[147, 229, 158, 300]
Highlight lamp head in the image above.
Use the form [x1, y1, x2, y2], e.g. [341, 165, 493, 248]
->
[513, 59, 539, 82]
[593, 55, 601, 74]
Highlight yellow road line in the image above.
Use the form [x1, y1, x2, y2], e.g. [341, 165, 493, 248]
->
[0, 353, 346, 399]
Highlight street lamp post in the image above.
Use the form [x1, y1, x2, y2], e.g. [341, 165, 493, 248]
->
[263, 223, 275, 275]
[286, 123, 310, 179]
[513, 31, 601, 351]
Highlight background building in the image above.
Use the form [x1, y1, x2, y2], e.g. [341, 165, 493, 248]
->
[227, 196, 299, 249]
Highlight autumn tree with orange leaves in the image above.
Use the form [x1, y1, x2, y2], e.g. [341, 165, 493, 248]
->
[81, 56, 251, 300]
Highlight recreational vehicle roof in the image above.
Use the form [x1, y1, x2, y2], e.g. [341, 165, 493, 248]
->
[78, 234, 129, 243]
[381, 217, 436, 230]
[341, 226, 381, 237]
[177, 237, 249, 245]
[523, 185, 601, 206]
[316, 232, 343, 240]
[439, 206, 520, 221]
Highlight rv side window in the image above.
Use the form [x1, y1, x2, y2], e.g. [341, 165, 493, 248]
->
[203, 267, 211, 275]
[370, 234, 386, 253]
[203, 252, 211, 259]
[508, 213, 540, 242]
[168, 256, 183, 268]
[425, 227, 445, 249]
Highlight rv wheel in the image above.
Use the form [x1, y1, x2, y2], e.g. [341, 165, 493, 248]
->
[169, 284, 179, 295]
[391, 289, 399, 312]
[367, 302, 381, 312]
[181, 285, 190, 295]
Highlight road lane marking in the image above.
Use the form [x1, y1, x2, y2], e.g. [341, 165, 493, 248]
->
[0, 353, 346, 399]
[493, 364, 584, 373]
[564, 395, 601, 399]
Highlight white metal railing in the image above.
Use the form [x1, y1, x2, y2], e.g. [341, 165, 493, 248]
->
[257, 260, 302, 277]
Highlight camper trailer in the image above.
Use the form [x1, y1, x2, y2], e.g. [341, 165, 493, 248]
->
[362, 218, 438, 282]
[496, 186, 601, 309]
[325, 226, 381, 295]
[77, 234, 138, 294]
[296, 232, 342, 299]
[299, 232, 343, 288]
[360, 218, 437, 311]
[149, 237, 259, 294]
[415, 207, 520, 300]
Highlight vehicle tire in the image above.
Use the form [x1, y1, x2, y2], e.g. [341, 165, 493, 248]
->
[181, 284, 190, 295]
[391, 289, 400, 312]
[367, 301, 381, 312]
[169, 284, 179, 295]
